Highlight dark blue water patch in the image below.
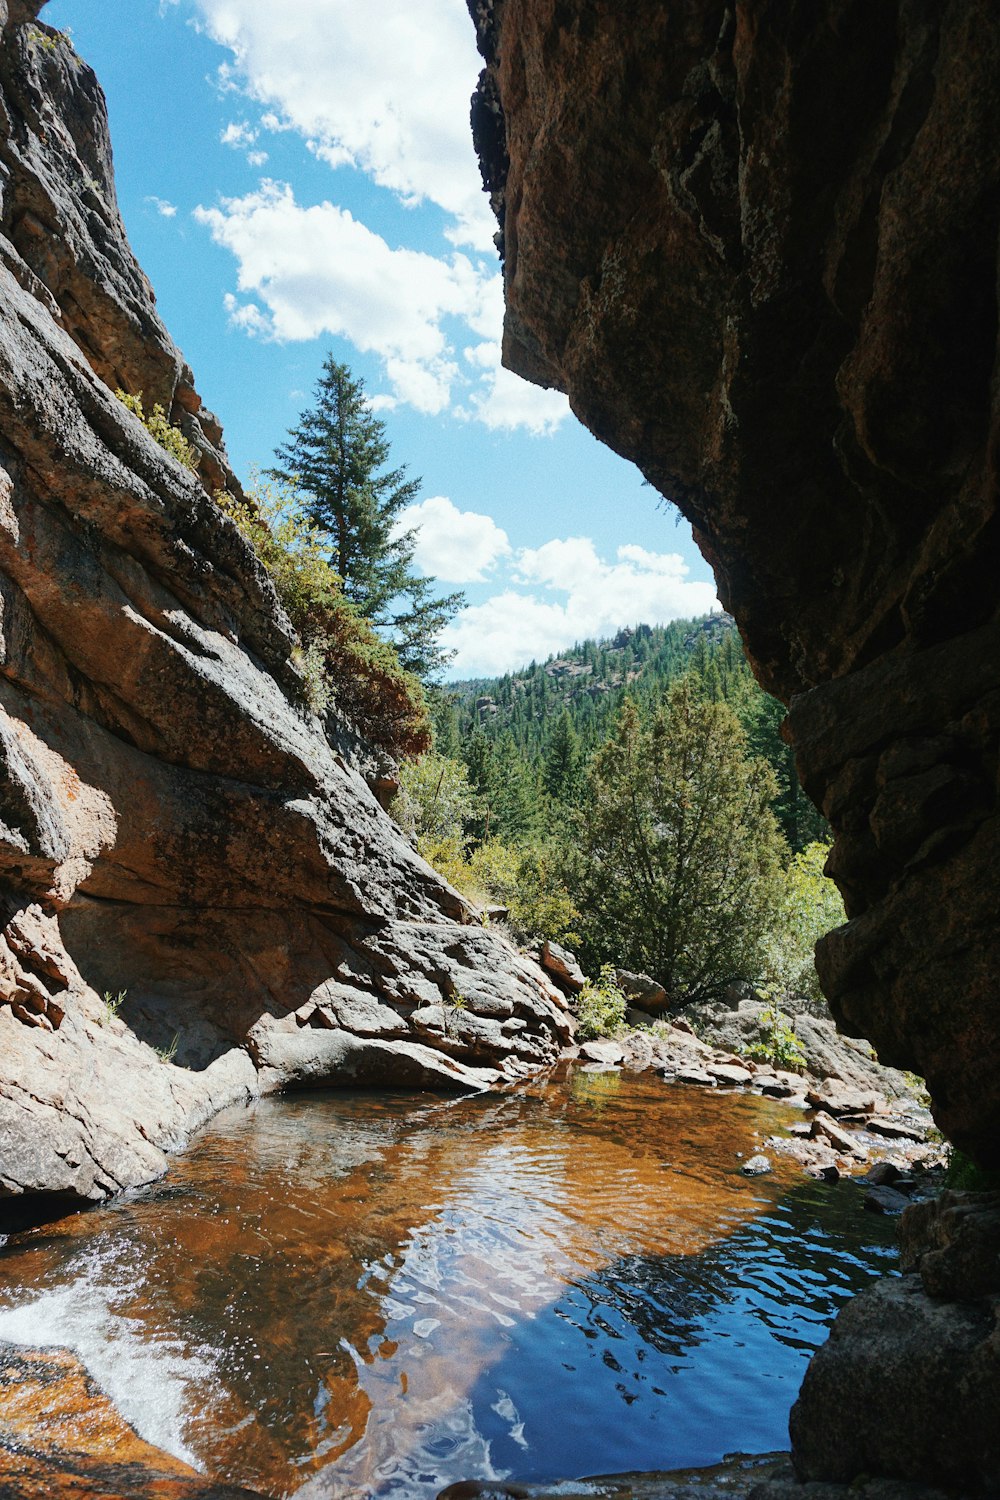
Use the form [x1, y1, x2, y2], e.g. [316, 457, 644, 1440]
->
[471, 1179, 897, 1483]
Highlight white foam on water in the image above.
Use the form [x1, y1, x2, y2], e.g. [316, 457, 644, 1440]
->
[0, 1256, 218, 1469]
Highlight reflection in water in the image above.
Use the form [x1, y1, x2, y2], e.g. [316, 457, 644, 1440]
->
[0, 1071, 896, 1498]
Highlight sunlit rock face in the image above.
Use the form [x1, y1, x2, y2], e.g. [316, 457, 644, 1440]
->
[469, 0, 1000, 1164]
[0, 6, 572, 1206]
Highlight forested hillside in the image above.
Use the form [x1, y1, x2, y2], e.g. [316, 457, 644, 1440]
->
[450, 614, 736, 754]
[431, 613, 827, 856]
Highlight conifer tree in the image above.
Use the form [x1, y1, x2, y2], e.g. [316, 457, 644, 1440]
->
[542, 709, 582, 804]
[269, 356, 463, 678]
[571, 678, 786, 1000]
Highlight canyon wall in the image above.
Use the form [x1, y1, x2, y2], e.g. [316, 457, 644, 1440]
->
[469, 0, 1000, 1166]
[0, 1, 571, 1208]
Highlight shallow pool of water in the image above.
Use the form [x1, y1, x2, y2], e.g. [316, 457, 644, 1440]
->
[0, 1069, 897, 1497]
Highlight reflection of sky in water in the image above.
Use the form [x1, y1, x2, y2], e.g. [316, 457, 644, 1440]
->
[0, 1074, 896, 1498]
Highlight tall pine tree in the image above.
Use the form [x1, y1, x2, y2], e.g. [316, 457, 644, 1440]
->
[269, 356, 463, 679]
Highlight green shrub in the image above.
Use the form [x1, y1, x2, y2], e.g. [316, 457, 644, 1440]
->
[747, 1003, 806, 1072]
[216, 473, 431, 757]
[575, 964, 628, 1040]
[392, 753, 481, 849]
[116, 390, 199, 471]
[944, 1148, 1000, 1192]
[468, 837, 580, 946]
[762, 841, 844, 1003]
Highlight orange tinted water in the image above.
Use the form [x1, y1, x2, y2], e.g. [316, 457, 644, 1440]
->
[0, 1070, 896, 1497]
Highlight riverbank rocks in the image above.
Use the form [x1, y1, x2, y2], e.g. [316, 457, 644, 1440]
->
[615, 970, 670, 1015]
[0, 6, 572, 1211]
[537, 939, 585, 993]
[789, 1246, 1000, 1491]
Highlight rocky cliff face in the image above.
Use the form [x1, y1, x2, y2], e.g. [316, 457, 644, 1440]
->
[0, 2, 572, 1208]
[469, 0, 1000, 1167]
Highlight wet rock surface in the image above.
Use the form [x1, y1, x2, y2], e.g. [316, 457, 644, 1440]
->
[0, 6, 571, 1210]
[468, 0, 1000, 1169]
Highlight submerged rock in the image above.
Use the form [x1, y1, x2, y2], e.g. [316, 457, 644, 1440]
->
[0, 1339, 265, 1498]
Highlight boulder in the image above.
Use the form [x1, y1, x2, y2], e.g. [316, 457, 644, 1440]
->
[900, 1189, 1000, 1299]
[614, 969, 669, 1015]
[789, 1274, 1000, 1491]
[579, 1038, 624, 1066]
[538, 940, 585, 994]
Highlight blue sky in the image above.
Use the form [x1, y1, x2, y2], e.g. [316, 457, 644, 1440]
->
[44, 0, 718, 676]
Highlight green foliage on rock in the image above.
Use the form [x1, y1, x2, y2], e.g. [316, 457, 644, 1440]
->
[116, 390, 199, 471]
[468, 838, 580, 947]
[393, 752, 481, 850]
[747, 1003, 806, 1072]
[575, 965, 628, 1040]
[570, 678, 787, 1002]
[216, 472, 430, 757]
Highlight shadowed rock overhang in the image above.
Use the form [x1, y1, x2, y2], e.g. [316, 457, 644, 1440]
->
[468, 0, 1000, 1165]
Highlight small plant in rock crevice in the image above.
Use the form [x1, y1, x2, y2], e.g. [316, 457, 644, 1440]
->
[156, 1032, 179, 1064]
[747, 1002, 806, 1072]
[99, 989, 127, 1026]
[115, 390, 199, 471]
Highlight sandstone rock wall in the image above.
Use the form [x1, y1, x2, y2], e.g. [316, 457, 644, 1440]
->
[0, 5, 571, 1206]
[469, 0, 1000, 1164]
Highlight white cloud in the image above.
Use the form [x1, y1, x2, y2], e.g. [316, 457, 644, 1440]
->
[196, 181, 493, 412]
[221, 120, 257, 148]
[221, 119, 269, 166]
[443, 540, 719, 676]
[395, 497, 511, 584]
[460, 344, 570, 436]
[194, 181, 567, 429]
[187, 0, 494, 249]
[145, 195, 178, 218]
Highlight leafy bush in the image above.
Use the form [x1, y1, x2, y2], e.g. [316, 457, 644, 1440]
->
[216, 474, 430, 756]
[747, 1003, 806, 1072]
[393, 753, 482, 849]
[468, 837, 580, 946]
[575, 965, 628, 1040]
[944, 1147, 1000, 1192]
[762, 841, 845, 1003]
[116, 390, 199, 471]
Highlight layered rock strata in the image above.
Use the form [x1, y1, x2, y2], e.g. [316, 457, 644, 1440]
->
[0, 3, 572, 1207]
[468, 0, 1000, 1166]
